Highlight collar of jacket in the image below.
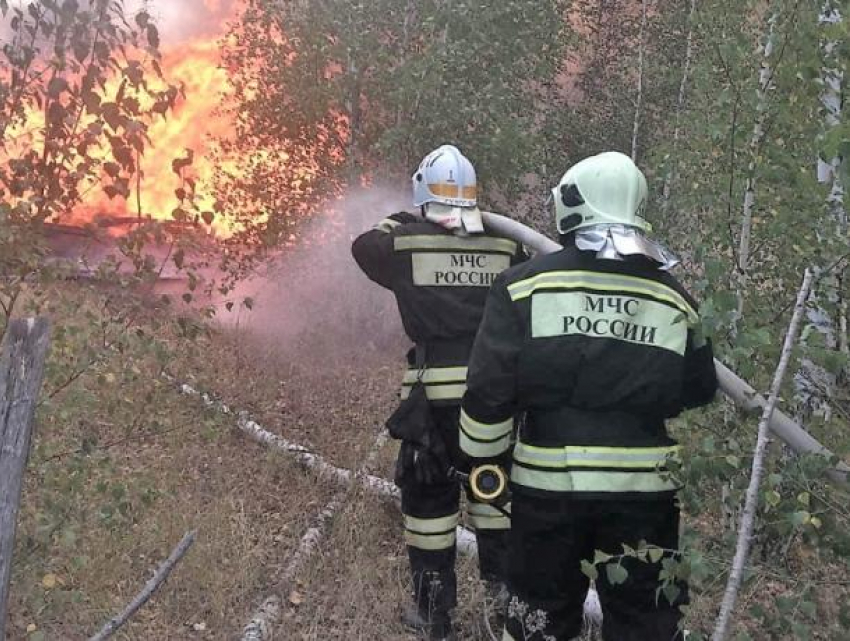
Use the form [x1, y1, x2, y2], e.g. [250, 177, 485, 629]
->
[565, 225, 680, 271]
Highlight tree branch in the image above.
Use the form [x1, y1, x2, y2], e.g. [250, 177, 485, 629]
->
[88, 530, 197, 641]
[711, 269, 814, 641]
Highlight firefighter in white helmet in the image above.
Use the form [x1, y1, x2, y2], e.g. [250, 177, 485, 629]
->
[460, 151, 718, 640]
[352, 145, 526, 639]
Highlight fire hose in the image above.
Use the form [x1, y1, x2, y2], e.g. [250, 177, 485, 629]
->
[481, 212, 850, 488]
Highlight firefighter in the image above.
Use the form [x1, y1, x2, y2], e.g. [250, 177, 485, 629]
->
[459, 151, 718, 641]
[351, 145, 526, 639]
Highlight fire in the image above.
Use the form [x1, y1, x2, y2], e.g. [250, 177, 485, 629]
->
[77, 37, 236, 236]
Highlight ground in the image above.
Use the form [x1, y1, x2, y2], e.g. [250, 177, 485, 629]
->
[5, 279, 848, 640]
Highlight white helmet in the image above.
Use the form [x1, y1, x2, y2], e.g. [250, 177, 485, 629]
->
[552, 151, 650, 234]
[412, 145, 477, 209]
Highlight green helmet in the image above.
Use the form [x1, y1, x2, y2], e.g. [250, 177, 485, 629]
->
[552, 151, 650, 234]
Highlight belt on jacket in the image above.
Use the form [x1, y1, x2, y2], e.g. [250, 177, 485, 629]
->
[511, 440, 682, 495]
[400, 365, 468, 402]
[400, 338, 474, 402]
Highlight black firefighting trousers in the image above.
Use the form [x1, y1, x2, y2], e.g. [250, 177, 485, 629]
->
[400, 406, 509, 628]
[504, 493, 687, 641]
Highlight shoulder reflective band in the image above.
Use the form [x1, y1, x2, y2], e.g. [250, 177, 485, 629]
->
[467, 502, 511, 531]
[507, 270, 698, 326]
[403, 512, 459, 551]
[373, 217, 402, 233]
[511, 467, 681, 493]
[513, 442, 682, 469]
[394, 235, 518, 255]
[531, 292, 688, 355]
[411, 252, 510, 287]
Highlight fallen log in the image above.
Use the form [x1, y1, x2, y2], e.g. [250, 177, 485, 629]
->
[241, 431, 389, 641]
[179, 383, 399, 499]
[482, 212, 849, 486]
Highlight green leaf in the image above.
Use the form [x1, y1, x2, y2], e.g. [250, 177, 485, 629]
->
[661, 582, 680, 606]
[593, 550, 612, 564]
[790, 510, 811, 527]
[605, 563, 628, 586]
[580, 559, 598, 581]
[648, 547, 664, 564]
[799, 600, 817, 620]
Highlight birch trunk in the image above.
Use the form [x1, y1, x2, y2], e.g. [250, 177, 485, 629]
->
[817, 2, 847, 358]
[662, 0, 698, 207]
[631, 0, 649, 162]
[796, 3, 847, 414]
[241, 432, 389, 641]
[734, 10, 778, 331]
[711, 270, 813, 641]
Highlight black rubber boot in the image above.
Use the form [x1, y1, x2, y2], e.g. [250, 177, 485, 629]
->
[401, 605, 456, 640]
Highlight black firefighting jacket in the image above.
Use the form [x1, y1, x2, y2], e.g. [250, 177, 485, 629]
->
[459, 239, 718, 499]
[352, 212, 527, 405]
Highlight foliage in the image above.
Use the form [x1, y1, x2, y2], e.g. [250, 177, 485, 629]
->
[219, 0, 572, 236]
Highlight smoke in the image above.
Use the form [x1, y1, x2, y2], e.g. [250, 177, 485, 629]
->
[128, 0, 238, 44]
[215, 185, 412, 362]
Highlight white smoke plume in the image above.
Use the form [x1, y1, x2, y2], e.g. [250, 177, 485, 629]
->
[128, 0, 237, 43]
[216, 186, 412, 361]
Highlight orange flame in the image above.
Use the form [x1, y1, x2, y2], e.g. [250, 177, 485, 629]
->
[75, 36, 236, 236]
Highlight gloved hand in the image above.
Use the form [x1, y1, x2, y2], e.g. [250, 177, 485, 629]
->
[395, 434, 452, 488]
[387, 380, 452, 489]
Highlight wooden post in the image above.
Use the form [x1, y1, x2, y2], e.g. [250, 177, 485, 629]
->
[0, 318, 51, 640]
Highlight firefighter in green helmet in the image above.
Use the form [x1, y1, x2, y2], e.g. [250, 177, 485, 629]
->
[459, 151, 718, 640]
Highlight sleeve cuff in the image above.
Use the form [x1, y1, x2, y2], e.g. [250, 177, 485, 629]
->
[459, 408, 514, 458]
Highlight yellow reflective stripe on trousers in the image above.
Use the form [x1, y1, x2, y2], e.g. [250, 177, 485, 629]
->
[507, 270, 698, 324]
[460, 408, 513, 440]
[460, 429, 512, 458]
[400, 383, 467, 401]
[404, 512, 459, 534]
[468, 502, 511, 531]
[513, 441, 682, 469]
[403, 513, 459, 551]
[511, 467, 680, 493]
[374, 218, 402, 233]
[394, 235, 518, 255]
[404, 530, 457, 550]
[402, 366, 468, 385]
